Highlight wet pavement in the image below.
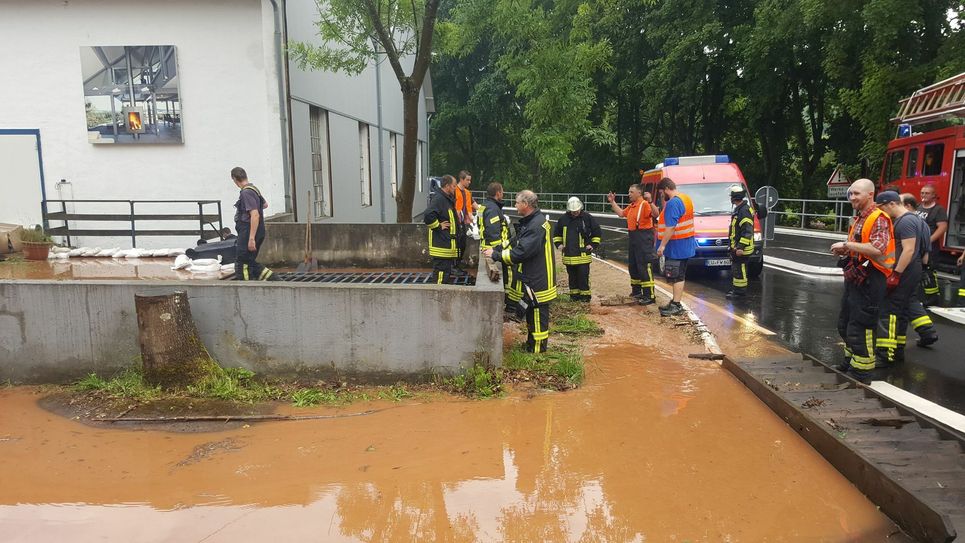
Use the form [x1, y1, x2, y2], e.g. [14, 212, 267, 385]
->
[0, 290, 899, 542]
[0, 258, 216, 281]
[596, 226, 965, 416]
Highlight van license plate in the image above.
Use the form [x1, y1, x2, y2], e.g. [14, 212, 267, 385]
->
[705, 258, 731, 267]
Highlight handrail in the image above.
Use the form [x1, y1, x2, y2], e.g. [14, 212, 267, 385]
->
[42, 199, 224, 248]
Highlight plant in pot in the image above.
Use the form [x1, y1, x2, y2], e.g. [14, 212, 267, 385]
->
[21, 226, 53, 261]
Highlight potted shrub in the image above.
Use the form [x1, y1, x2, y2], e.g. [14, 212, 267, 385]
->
[21, 226, 53, 260]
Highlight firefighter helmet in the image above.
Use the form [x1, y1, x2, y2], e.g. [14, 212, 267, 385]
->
[567, 197, 584, 212]
[728, 184, 746, 200]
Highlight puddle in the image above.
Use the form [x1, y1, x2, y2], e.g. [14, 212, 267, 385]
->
[0, 334, 896, 541]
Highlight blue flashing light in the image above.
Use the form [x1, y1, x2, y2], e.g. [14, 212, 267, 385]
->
[697, 238, 711, 246]
[715, 154, 730, 163]
[664, 157, 680, 166]
[897, 124, 912, 138]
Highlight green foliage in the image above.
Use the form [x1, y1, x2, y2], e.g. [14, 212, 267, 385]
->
[503, 345, 585, 386]
[444, 363, 503, 398]
[20, 226, 51, 243]
[552, 313, 604, 337]
[291, 388, 336, 407]
[431, 0, 963, 198]
[73, 368, 161, 401]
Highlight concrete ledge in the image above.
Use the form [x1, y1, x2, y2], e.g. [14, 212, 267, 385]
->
[261, 222, 478, 269]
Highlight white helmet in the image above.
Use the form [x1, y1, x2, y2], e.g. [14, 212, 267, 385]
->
[567, 197, 584, 212]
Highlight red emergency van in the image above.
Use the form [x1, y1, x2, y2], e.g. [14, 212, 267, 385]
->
[642, 155, 764, 277]
[878, 72, 965, 271]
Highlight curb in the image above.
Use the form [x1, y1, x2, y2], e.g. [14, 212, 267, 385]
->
[764, 255, 843, 276]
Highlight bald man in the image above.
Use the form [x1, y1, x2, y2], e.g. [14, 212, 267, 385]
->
[830, 179, 895, 383]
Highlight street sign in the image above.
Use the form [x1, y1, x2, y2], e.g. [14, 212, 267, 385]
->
[754, 185, 779, 242]
[754, 185, 779, 210]
[827, 165, 850, 198]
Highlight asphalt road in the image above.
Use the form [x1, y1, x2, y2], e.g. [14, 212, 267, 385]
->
[594, 226, 965, 415]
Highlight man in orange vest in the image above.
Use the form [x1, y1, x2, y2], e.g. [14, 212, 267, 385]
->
[655, 178, 696, 317]
[830, 179, 895, 383]
[608, 183, 659, 304]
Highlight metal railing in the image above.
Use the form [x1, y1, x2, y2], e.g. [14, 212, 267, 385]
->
[471, 191, 630, 213]
[769, 198, 854, 233]
[42, 199, 224, 247]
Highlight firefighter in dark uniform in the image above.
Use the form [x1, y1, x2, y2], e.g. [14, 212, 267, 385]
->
[900, 193, 940, 347]
[726, 185, 755, 298]
[553, 197, 602, 302]
[607, 183, 659, 304]
[831, 179, 895, 383]
[874, 191, 937, 367]
[231, 167, 276, 281]
[424, 174, 459, 283]
[477, 181, 523, 313]
[916, 184, 948, 305]
[484, 190, 557, 353]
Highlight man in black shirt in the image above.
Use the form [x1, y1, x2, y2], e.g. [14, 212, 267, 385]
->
[231, 167, 275, 281]
[917, 184, 948, 304]
[874, 192, 937, 367]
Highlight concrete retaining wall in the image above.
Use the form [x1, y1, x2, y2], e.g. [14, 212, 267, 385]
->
[260, 222, 478, 268]
[0, 257, 502, 384]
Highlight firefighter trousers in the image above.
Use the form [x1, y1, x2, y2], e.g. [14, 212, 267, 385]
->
[838, 270, 885, 372]
[730, 254, 749, 291]
[906, 294, 938, 346]
[522, 285, 551, 353]
[432, 258, 455, 284]
[957, 268, 965, 307]
[503, 262, 523, 310]
[875, 263, 920, 365]
[566, 263, 591, 301]
[234, 222, 274, 281]
[628, 229, 655, 299]
[921, 263, 940, 306]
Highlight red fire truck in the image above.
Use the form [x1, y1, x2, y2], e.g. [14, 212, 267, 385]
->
[878, 72, 965, 271]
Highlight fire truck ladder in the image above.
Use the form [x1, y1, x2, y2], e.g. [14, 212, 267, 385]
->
[892, 72, 965, 125]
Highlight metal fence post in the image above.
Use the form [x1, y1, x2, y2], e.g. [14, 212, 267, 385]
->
[129, 201, 137, 248]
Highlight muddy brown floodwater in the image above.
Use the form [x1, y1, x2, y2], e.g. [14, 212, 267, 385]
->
[0, 261, 898, 542]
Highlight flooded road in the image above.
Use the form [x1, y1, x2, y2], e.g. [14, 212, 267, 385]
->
[1, 308, 896, 542]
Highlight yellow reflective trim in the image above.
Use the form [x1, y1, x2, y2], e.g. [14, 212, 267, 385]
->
[502, 250, 513, 265]
[243, 264, 249, 280]
[911, 315, 932, 328]
[428, 220, 440, 229]
[739, 218, 753, 227]
[591, 237, 601, 244]
[490, 216, 500, 224]
[865, 329, 874, 362]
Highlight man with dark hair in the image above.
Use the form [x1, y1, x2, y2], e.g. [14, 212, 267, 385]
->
[916, 183, 948, 305]
[898, 192, 940, 349]
[727, 184, 755, 298]
[608, 183, 658, 304]
[554, 196, 602, 302]
[454, 170, 476, 265]
[874, 191, 937, 368]
[477, 181, 522, 313]
[231, 167, 276, 281]
[656, 177, 696, 316]
[425, 174, 459, 283]
[484, 190, 557, 353]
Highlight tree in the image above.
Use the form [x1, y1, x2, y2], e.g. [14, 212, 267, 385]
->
[290, 0, 441, 223]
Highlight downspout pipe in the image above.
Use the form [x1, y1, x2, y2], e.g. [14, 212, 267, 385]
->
[268, 0, 295, 217]
[373, 39, 386, 223]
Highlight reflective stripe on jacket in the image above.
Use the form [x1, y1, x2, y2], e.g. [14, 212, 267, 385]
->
[849, 208, 896, 277]
[425, 191, 458, 258]
[657, 193, 695, 239]
[493, 210, 557, 303]
[478, 198, 509, 250]
[553, 211, 602, 265]
[729, 201, 755, 255]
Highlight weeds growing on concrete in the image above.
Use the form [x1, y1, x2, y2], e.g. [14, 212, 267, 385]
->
[552, 313, 604, 336]
[503, 345, 585, 387]
[74, 368, 161, 401]
[441, 363, 503, 398]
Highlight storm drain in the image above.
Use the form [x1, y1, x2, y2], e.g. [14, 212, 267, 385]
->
[272, 271, 476, 286]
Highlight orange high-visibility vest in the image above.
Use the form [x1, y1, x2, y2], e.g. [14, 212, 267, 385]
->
[657, 193, 695, 239]
[848, 208, 896, 277]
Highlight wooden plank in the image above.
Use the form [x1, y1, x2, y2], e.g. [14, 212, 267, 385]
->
[722, 356, 957, 542]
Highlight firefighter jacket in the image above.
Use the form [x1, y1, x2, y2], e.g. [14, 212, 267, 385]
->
[477, 197, 510, 250]
[493, 210, 557, 304]
[729, 201, 755, 255]
[425, 190, 458, 259]
[553, 211, 602, 265]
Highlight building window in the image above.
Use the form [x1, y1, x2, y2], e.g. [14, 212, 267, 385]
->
[359, 123, 372, 206]
[310, 106, 333, 218]
[390, 132, 398, 198]
[417, 141, 424, 193]
[923, 143, 944, 176]
[906, 147, 919, 178]
[886, 150, 904, 183]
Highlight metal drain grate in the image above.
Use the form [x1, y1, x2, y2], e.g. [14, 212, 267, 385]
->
[271, 271, 476, 286]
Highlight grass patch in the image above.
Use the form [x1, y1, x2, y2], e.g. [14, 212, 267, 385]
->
[553, 313, 604, 336]
[440, 363, 503, 398]
[73, 367, 161, 401]
[503, 344, 585, 388]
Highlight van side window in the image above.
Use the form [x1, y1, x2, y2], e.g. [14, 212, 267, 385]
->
[886, 150, 904, 182]
[906, 148, 919, 178]
[923, 143, 944, 176]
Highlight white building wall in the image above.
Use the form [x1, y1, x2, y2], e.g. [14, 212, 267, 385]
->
[286, 0, 429, 223]
[0, 0, 285, 248]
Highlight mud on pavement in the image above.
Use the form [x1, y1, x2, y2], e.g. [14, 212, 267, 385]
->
[0, 259, 902, 542]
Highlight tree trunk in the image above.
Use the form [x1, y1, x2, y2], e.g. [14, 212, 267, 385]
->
[395, 88, 421, 223]
[135, 291, 218, 389]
